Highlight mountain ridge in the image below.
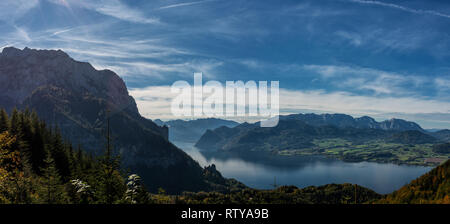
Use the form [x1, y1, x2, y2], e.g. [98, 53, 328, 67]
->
[194, 113, 449, 166]
[377, 159, 450, 203]
[281, 113, 425, 132]
[0, 47, 242, 193]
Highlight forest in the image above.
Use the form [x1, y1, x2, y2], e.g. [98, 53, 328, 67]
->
[0, 108, 148, 204]
[0, 109, 448, 204]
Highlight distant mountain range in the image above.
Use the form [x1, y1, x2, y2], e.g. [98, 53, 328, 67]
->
[280, 113, 425, 132]
[430, 129, 450, 142]
[195, 113, 448, 152]
[0, 47, 242, 193]
[154, 118, 239, 143]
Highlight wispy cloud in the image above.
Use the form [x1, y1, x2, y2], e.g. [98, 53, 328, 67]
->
[348, 0, 450, 19]
[303, 64, 430, 95]
[279, 89, 450, 115]
[158, 0, 217, 10]
[13, 26, 32, 43]
[335, 31, 362, 46]
[95, 1, 159, 24]
[129, 85, 450, 128]
[0, 0, 39, 22]
[48, 0, 159, 24]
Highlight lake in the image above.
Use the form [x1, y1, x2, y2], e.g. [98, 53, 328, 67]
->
[173, 141, 432, 194]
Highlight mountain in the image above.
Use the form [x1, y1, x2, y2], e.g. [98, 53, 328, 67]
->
[195, 113, 433, 152]
[282, 113, 425, 132]
[153, 119, 165, 127]
[195, 119, 392, 152]
[377, 159, 450, 203]
[155, 118, 239, 143]
[431, 129, 450, 142]
[0, 47, 242, 193]
[388, 130, 437, 144]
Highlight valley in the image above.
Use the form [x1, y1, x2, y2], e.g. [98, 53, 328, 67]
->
[278, 139, 448, 166]
[194, 115, 450, 167]
[173, 141, 432, 194]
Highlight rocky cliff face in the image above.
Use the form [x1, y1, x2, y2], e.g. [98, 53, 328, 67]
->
[0, 47, 239, 193]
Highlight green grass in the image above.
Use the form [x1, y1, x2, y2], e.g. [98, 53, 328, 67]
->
[278, 138, 449, 166]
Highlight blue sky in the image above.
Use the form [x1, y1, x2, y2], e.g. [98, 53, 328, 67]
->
[0, 0, 449, 128]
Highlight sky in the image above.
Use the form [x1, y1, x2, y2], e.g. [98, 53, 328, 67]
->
[0, 0, 449, 128]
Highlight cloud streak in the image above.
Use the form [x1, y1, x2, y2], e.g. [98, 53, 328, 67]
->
[303, 64, 431, 96]
[48, 0, 159, 24]
[348, 0, 450, 19]
[0, 0, 39, 22]
[158, 0, 217, 10]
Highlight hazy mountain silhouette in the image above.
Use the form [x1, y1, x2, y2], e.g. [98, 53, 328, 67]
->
[155, 118, 239, 143]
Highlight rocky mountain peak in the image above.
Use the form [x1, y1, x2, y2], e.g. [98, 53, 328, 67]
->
[0, 47, 135, 114]
[1, 47, 70, 60]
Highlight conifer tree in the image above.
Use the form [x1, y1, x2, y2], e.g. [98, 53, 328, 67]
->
[10, 108, 21, 136]
[0, 109, 9, 133]
[0, 108, 141, 204]
[29, 112, 46, 174]
[97, 113, 125, 204]
[39, 152, 68, 204]
[49, 128, 71, 180]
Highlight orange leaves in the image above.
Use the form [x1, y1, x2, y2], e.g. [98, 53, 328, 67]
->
[0, 131, 22, 171]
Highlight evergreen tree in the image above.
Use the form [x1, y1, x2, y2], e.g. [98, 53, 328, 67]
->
[0, 109, 9, 133]
[49, 128, 71, 181]
[0, 108, 143, 204]
[10, 108, 21, 136]
[29, 112, 46, 174]
[39, 152, 69, 204]
[97, 114, 126, 204]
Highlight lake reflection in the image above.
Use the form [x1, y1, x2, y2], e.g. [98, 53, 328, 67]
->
[173, 141, 432, 194]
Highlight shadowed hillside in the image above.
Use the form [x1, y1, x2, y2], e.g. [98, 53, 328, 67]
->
[377, 159, 450, 204]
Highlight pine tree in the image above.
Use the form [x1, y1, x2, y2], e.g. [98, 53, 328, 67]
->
[10, 108, 21, 136]
[49, 128, 71, 181]
[39, 152, 68, 204]
[97, 114, 125, 204]
[0, 109, 9, 133]
[0, 109, 137, 204]
[29, 112, 46, 174]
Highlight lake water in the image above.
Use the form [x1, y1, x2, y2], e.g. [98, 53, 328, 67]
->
[173, 141, 432, 194]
